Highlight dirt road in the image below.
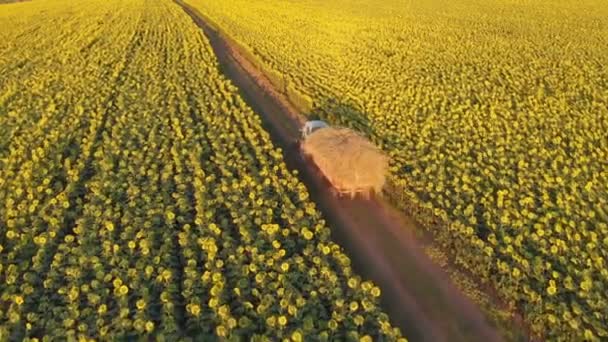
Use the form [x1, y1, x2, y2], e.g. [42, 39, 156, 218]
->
[176, 1, 505, 341]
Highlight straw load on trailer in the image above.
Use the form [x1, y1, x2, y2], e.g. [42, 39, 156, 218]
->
[299, 121, 388, 198]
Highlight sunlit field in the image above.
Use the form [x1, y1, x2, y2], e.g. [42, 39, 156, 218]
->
[0, 1, 404, 340]
[188, 0, 608, 339]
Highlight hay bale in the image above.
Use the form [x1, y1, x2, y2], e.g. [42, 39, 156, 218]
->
[301, 127, 388, 195]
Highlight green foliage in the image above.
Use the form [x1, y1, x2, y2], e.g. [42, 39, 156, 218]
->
[187, 0, 608, 339]
[0, 0, 406, 341]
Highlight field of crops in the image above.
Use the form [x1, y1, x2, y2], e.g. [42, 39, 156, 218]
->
[0, 0, 406, 340]
[187, 0, 608, 339]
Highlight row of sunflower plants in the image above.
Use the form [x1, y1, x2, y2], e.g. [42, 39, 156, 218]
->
[185, 0, 608, 339]
[1, 0, 407, 340]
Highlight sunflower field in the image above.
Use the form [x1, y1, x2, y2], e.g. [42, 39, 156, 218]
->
[186, 0, 608, 339]
[0, 0, 406, 340]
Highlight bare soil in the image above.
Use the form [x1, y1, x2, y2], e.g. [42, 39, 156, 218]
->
[177, 1, 507, 341]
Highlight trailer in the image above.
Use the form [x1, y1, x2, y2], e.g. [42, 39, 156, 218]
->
[298, 121, 388, 199]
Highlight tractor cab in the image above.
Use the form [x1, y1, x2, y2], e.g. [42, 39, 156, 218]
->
[301, 120, 329, 139]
